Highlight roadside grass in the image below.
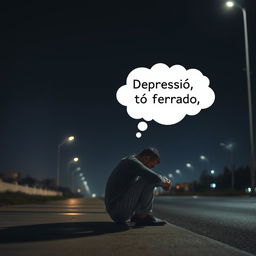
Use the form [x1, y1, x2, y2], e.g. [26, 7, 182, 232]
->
[0, 191, 71, 206]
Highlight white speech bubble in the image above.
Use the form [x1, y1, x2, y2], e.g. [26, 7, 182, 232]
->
[116, 63, 215, 136]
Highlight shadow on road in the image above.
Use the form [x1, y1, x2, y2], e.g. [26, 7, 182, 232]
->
[0, 222, 132, 243]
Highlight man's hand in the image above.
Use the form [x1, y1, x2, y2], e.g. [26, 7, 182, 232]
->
[162, 177, 172, 191]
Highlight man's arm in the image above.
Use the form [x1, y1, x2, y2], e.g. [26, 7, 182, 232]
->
[128, 156, 166, 186]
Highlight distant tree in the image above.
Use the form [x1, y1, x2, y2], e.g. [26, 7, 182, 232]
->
[20, 176, 38, 187]
[234, 165, 250, 190]
[216, 166, 231, 189]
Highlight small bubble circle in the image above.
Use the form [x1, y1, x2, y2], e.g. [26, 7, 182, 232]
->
[136, 132, 142, 138]
[138, 121, 148, 131]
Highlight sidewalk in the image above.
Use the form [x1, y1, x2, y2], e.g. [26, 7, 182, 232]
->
[0, 198, 253, 256]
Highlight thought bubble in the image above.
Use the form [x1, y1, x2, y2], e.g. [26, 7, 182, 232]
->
[116, 63, 215, 137]
[138, 121, 148, 131]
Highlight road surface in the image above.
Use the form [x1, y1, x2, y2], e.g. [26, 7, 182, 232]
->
[154, 196, 256, 255]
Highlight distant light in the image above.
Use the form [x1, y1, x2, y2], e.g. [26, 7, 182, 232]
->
[73, 157, 79, 162]
[77, 188, 81, 193]
[210, 183, 216, 189]
[226, 1, 234, 7]
[200, 155, 206, 160]
[210, 170, 215, 174]
[79, 173, 83, 177]
[92, 193, 96, 198]
[186, 163, 192, 168]
[81, 177, 85, 180]
[176, 185, 180, 190]
[168, 173, 173, 178]
[220, 142, 234, 151]
[175, 169, 181, 174]
[83, 181, 87, 185]
[68, 136, 75, 141]
[76, 167, 81, 171]
[226, 143, 233, 150]
[246, 187, 252, 193]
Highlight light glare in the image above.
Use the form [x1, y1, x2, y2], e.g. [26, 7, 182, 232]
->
[68, 136, 75, 141]
[73, 157, 79, 162]
[226, 1, 234, 7]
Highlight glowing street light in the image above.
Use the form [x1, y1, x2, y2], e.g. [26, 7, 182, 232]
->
[67, 157, 80, 188]
[175, 169, 181, 174]
[186, 163, 193, 169]
[83, 180, 91, 196]
[199, 154, 210, 172]
[226, 1, 234, 7]
[73, 157, 79, 162]
[210, 169, 215, 175]
[56, 135, 75, 186]
[200, 155, 207, 161]
[210, 183, 216, 189]
[168, 173, 173, 178]
[68, 136, 75, 142]
[220, 142, 235, 190]
[225, 1, 256, 194]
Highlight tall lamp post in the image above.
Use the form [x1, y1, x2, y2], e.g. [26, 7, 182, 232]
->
[220, 142, 235, 190]
[199, 155, 210, 172]
[67, 157, 79, 188]
[56, 136, 75, 187]
[225, 1, 256, 194]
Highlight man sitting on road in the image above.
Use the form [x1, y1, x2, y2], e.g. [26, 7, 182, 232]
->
[104, 147, 171, 225]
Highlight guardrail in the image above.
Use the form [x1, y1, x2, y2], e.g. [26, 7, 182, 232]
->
[0, 179, 62, 196]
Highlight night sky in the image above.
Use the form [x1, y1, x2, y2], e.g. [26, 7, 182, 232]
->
[1, 0, 256, 196]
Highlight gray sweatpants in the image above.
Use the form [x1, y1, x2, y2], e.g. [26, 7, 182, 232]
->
[105, 176, 156, 223]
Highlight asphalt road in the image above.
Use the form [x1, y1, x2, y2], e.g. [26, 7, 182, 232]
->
[154, 196, 256, 255]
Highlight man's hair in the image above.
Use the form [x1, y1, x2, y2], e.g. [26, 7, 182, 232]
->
[138, 147, 160, 163]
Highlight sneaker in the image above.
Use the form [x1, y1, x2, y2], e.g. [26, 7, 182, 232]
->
[130, 214, 166, 226]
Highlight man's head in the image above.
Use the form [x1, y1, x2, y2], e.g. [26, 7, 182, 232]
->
[136, 147, 160, 169]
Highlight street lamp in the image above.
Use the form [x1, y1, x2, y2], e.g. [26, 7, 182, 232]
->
[67, 136, 75, 142]
[186, 163, 193, 169]
[67, 157, 79, 188]
[56, 136, 75, 187]
[83, 180, 91, 196]
[226, 1, 234, 7]
[175, 169, 181, 175]
[225, 1, 256, 194]
[168, 173, 174, 179]
[220, 142, 235, 190]
[73, 157, 79, 162]
[71, 167, 82, 192]
[200, 155, 207, 161]
[199, 155, 210, 171]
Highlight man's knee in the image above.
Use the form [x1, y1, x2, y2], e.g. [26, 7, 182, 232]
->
[136, 176, 157, 188]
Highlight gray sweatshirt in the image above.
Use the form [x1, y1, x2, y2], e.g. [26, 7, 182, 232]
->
[104, 154, 164, 208]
